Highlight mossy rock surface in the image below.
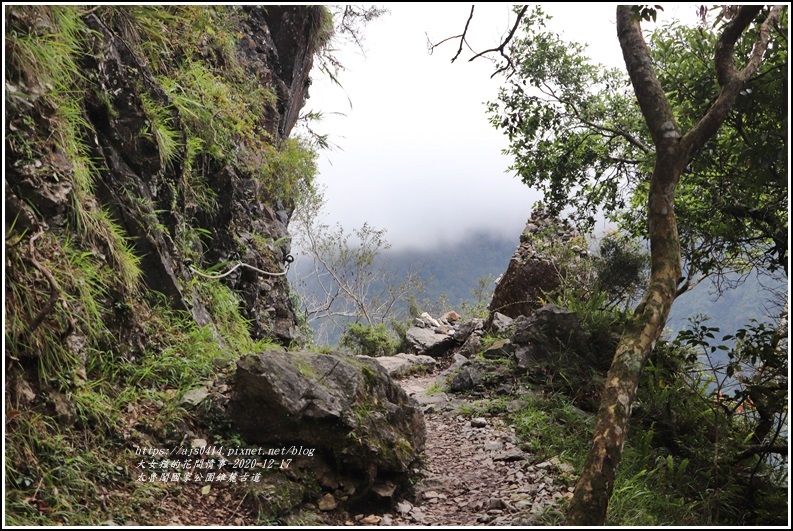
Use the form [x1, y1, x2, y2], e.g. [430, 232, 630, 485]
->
[228, 351, 426, 501]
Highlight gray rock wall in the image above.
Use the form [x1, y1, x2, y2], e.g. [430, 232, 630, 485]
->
[5, 6, 318, 345]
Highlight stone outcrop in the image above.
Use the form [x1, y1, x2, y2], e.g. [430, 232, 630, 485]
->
[6, 6, 320, 353]
[365, 353, 438, 378]
[228, 350, 425, 502]
[405, 313, 485, 359]
[511, 304, 591, 364]
[405, 312, 457, 356]
[435, 304, 608, 400]
[406, 327, 457, 357]
[194, 6, 326, 343]
[487, 209, 582, 326]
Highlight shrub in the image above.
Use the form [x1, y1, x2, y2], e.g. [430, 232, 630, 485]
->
[593, 232, 649, 309]
[340, 322, 396, 357]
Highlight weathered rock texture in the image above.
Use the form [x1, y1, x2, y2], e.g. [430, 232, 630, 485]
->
[228, 351, 426, 500]
[487, 209, 581, 326]
[5, 6, 329, 523]
[404, 312, 485, 359]
[6, 5, 321, 349]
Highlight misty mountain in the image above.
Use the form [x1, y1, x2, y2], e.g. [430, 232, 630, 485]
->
[378, 232, 517, 310]
[290, 231, 785, 346]
[666, 270, 786, 338]
[288, 231, 516, 344]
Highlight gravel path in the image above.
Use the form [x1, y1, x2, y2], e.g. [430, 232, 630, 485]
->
[138, 372, 573, 526]
[347, 373, 575, 526]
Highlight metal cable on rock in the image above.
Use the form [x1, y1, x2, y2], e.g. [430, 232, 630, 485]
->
[185, 255, 293, 279]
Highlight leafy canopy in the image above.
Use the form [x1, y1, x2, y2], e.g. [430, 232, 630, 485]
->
[488, 6, 787, 285]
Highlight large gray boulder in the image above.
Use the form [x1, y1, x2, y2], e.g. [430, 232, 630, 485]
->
[436, 356, 512, 394]
[405, 326, 457, 357]
[228, 351, 425, 500]
[505, 304, 616, 411]
[511, 304, 591, 361]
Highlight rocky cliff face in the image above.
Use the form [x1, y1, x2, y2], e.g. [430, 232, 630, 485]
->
[6, 5, 322, 355]
[5, 6, 331, 524]
[487, 208, 582, 325]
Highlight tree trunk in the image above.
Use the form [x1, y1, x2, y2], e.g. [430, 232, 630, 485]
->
[565, 133, 686, 527]
[565, 5, 781, 525]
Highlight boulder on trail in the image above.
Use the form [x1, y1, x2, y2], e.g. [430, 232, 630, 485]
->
[405, 311, 481, 358]
[228, 350, 425, 501]
[365, 353, 437, 378]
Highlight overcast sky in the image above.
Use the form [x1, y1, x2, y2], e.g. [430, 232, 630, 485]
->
[302, 3, 693, 251]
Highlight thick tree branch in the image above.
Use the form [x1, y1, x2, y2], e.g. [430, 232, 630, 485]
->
[582, 119, 653, 154]
[723, 201, 780, 228]
[616, 6, 680, 147]
[684, 5, 782, 155]
[714, 6, 766, 85]
[733, 444, 788, 462]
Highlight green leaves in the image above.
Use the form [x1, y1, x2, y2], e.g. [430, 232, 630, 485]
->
[630, 5, 664, 23]
[634, 16, 787, 280]
[488, 6, 652, 230]
[492, 7, 787, 282]
[340, 322, 396, 357]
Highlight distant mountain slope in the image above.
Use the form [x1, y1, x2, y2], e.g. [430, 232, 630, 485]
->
[291, 231, 786, 347]
[667, 270, 786, 338]
[379, 233, 517, 310]
[288, 232, 516, 343]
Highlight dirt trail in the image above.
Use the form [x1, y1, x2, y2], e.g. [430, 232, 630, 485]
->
[347, 372, 573, 526]
[141, 371, 571, 526]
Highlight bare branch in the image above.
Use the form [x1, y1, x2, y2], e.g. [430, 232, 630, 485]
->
[291, 185, 423, 335]
[452, 5, 475, 63]
[427, 5, 529, 78]
[25, 230, 62, 334]
[607, 156, 643, 165]
[468, 5, 529, 77]
[426, 6, 474, 60]
[427, 32, 466, 54]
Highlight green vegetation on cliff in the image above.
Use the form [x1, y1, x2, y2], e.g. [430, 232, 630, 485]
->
[5, 5, 326, 525]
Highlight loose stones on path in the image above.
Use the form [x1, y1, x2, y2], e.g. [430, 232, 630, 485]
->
[383, 389, 574, 526]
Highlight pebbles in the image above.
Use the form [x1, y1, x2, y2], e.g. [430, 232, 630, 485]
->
[374, 375, 575, 526]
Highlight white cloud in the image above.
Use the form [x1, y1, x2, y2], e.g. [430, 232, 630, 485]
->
[301, 3, 698, 250]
